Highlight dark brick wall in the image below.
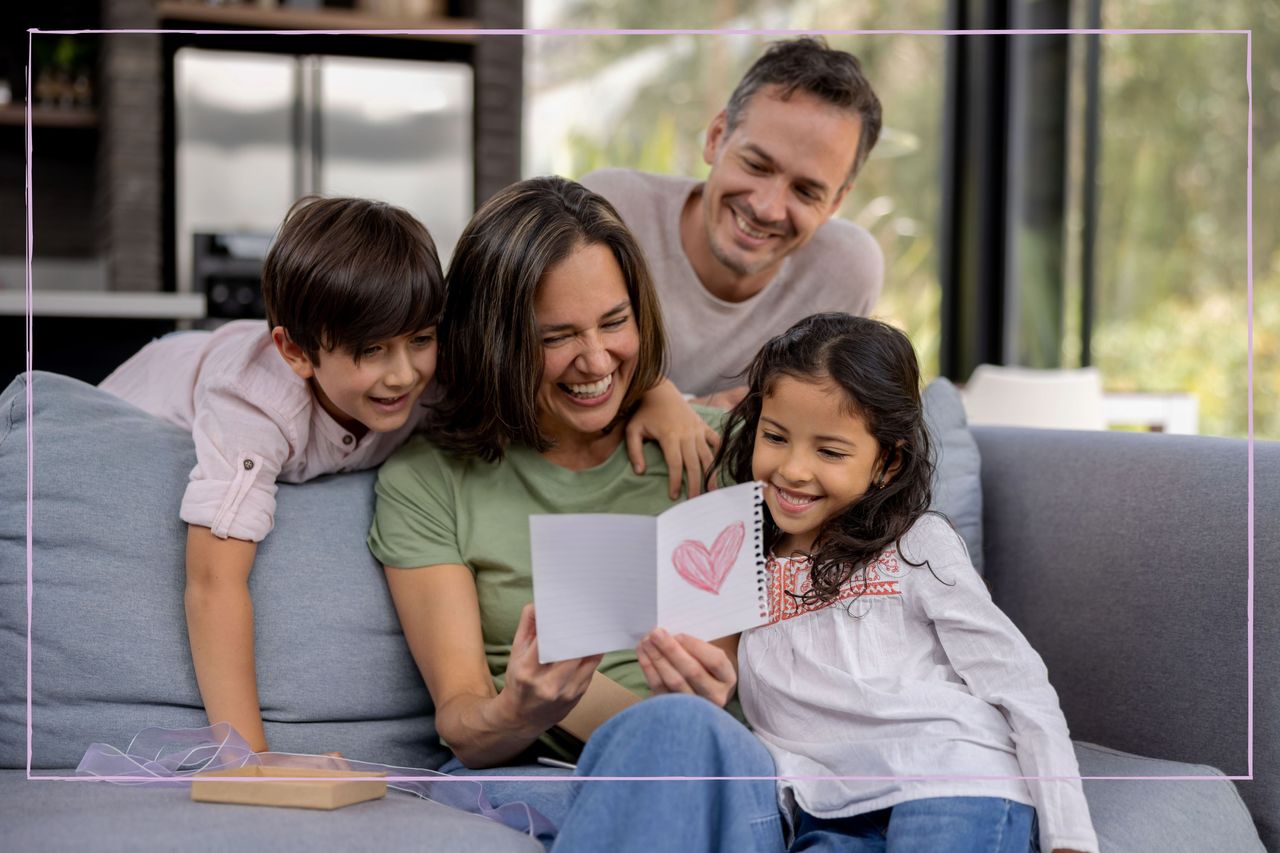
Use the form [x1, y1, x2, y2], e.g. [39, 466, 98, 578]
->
[97, 1, 161, 292]
[474, 0, 523, 206]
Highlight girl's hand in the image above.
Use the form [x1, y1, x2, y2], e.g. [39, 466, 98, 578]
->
[499, 604, 603, 731]
[626, 378, 721, 499]
[636, 628, 737, 708]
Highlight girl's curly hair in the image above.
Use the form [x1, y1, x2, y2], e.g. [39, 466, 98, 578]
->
[708, 313, 934, 608]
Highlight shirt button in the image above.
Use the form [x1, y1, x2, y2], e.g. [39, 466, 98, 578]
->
[342, 435, 354, 446]
[243, 459, 254, 470]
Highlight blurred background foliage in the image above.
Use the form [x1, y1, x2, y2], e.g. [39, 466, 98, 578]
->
[525, 0, 1274, 438]
[1094, 1, 1275, 438]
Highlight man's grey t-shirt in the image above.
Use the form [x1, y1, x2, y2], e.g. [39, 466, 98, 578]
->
[581, 168, 884, 396]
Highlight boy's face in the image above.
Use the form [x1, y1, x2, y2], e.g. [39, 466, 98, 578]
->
[276, 326, 437, 437]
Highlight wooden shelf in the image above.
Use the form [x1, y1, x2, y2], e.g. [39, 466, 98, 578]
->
[0, 105, 98, 128]
[154, 2, 478, 43]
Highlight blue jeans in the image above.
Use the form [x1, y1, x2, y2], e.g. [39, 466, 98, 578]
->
[443, 695, 784, 853]
[791, 797, 1038, 853]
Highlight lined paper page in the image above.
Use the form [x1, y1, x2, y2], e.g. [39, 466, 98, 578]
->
[656, 482, 768, 640]
[530, 514, 657, 663]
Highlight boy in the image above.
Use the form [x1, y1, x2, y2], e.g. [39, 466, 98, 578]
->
[101, 196, 443, 751]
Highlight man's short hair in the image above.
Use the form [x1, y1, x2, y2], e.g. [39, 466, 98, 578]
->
[724, 37, 882, 182]
[261, 195, 443, 364]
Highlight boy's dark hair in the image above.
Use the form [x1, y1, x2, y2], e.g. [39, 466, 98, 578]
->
[724, 37, 882, 183]
[431, 176, 667, 462]
[709, 312, 933, 608]
[260, 196, 443, 364]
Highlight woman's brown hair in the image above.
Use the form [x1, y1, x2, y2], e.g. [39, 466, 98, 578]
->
[431, 176, 667, 461]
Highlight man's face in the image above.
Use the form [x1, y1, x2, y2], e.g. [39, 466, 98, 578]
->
[699, 85, 863, 283]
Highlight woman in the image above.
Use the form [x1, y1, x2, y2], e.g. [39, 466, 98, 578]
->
[368, 177, 783, 851]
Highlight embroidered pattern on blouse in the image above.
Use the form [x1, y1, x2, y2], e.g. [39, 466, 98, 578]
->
[765, 549, 903, 625]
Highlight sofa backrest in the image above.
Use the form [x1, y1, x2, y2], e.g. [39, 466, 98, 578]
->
[975, 426, 1278, 849]
[0, 372, 449, 770]
[0, 370, 983, 774]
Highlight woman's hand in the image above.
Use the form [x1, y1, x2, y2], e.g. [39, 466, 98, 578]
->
[498, 604, 604, 732]
[636, 628, 737, 708]
[626, 378, 721, 499]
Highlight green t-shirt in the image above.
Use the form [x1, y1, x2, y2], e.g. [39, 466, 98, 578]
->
[368, 407, 727, 758]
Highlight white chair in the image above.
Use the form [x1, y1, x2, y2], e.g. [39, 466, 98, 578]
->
[960, 364, 1106, 430]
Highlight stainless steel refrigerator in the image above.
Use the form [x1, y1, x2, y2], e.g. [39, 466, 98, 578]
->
[174, 47, 473, 297]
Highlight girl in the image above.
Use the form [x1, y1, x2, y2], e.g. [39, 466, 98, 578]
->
[710, 313, 1097, 853]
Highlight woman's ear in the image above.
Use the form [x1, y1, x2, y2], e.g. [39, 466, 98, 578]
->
[271, 326, 316, 380]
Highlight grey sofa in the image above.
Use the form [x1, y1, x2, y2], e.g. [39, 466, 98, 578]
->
[0, 372, 1273, 852]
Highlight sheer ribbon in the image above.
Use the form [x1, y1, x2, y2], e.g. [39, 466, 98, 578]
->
[75, 723, 557, 840]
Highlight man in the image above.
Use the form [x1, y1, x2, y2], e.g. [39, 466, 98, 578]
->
[582, 37, 884, 407]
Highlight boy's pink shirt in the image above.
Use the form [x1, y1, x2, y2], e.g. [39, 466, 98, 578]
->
[99, 320, 429, 543]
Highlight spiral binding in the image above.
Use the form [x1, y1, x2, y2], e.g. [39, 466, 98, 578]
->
[751, 481, 768, 619]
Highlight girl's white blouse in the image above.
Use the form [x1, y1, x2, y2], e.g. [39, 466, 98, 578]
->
[738, 513, 1099, 853]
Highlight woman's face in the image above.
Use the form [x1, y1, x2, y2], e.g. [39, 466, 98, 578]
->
[533, 241, 640, 444]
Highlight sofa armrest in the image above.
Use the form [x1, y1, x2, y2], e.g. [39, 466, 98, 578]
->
[972, 427, 1278, 847]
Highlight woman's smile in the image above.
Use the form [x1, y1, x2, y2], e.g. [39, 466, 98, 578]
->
[559, 371, 616, 406]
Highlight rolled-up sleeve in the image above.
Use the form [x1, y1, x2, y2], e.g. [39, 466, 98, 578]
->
[180, 385, 293, 543]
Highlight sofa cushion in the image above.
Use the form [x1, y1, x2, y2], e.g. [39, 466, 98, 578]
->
[923, 377, 983, 572]
[0, 770, 541, 853]
[0, 372, 446, 770]
[1074, 741, 1263, 852]
[0, 747, 1260, 853]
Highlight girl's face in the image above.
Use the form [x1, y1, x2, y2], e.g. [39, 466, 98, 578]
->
[533, 241, 641, 445]
[751, 374, 888, 555]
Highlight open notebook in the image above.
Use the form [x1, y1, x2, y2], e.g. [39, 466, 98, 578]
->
[530, 481, 769, 663]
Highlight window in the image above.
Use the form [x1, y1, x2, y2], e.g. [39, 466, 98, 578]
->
[523, 1, 1273, 438]
[1089, 1, 1271, 437]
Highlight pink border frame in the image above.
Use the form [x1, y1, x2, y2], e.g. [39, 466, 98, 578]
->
[22, 25, 1254, 785]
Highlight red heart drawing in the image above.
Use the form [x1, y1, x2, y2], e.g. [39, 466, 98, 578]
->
[672, 522, 745, 595]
